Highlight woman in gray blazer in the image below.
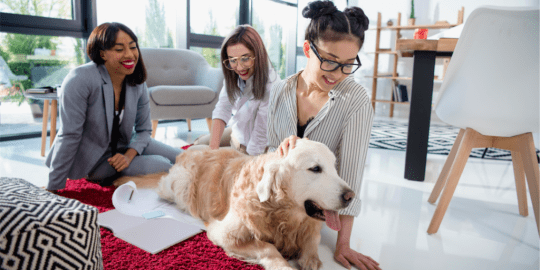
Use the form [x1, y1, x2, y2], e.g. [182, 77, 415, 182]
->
[45, 23, 182, 192]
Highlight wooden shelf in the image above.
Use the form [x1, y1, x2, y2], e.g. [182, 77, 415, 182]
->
[368, 8, 463, 117]
[367, 50, 398, 55]
[366, 76, 411, 80]
[372, 100, 410, 105]
[369, 24, 460, 31]
[366, 76, 444, 83]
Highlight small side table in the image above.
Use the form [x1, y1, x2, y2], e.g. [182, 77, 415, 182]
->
[24, 92, 58, 157]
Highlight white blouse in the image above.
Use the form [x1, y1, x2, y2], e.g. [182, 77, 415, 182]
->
[212, 67, 281, 155]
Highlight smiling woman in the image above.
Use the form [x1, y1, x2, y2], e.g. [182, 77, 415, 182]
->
[192, 25, 281, 156]
[44, 22, 183, 194]
[266, 1, 380, 270]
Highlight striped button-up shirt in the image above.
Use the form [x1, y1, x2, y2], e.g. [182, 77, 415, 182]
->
[267, 72, 373, 216]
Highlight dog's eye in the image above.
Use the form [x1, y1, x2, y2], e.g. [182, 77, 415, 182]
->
[308, 166, 321, 173]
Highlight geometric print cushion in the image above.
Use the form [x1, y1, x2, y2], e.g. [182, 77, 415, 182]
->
[0, 177, 103, 270]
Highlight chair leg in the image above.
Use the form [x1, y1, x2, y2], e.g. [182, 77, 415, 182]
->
[518, 133, 540, 235]
[206, 118, 212, 133]
[428, 128, 474, 234]
[50, 99, 58, 146]
[429, 128, 465, 204]
[41, 99, 50, 157]
[151, 120, 158, 138]
[511, 151, 529, 217]
[186, 119, 192, 131]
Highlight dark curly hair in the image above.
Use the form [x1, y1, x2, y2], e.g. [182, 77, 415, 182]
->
[302, 0, 369, 48]
[86, 22, 147, 86]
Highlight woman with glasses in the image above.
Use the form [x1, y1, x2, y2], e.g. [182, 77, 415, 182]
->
[192, 25, 280, 155]
[266, 1, 379, 269]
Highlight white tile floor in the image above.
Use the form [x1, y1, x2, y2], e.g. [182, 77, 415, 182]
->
[1, 117, 538, 270]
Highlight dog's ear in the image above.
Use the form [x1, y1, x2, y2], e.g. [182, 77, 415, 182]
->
[257, 161, 281, 202]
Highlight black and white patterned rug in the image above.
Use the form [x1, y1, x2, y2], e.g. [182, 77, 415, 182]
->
[368, 120, 539, 161]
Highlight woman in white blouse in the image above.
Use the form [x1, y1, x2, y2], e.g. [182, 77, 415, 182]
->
[193, 25, 280, 156]
[266, 1, 380, 270]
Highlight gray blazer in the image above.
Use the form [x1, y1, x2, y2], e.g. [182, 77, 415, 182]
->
[45, 62, 152, 190]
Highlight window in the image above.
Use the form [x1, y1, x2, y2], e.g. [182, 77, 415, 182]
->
[187, 0, 238, 66]
[252, 0, 297, 79]
[0, 0, 94, 139]
[190, 46, 221, 68]
[0, 0, 74, 20]
[0, 0, 92, 38]
[97, 0, 179, 49]
[189, 0, 239, 37]
[0, 33, 85, 135]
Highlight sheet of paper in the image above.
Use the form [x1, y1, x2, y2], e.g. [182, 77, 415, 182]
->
[112, 181, 205, 230]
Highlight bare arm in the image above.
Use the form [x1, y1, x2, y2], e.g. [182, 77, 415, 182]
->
[209, 119, 226, 150]
[334, 215, 381, 270]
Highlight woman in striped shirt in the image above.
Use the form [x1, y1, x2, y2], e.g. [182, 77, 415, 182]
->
[266, 1, 379, 269]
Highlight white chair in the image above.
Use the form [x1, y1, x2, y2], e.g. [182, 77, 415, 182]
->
[428, 6, 539, 235]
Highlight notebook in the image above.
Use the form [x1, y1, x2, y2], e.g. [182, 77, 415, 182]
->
[98, 181, 205, 254]
[98, 209, 203, 254]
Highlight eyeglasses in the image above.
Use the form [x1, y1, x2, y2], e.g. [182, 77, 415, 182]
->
[223, 56, 256, 70]
[309, 43, 361, 74]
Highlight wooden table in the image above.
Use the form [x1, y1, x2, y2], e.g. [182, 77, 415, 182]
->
[24, 92, 58, 157]
[396, 38, 458, 181]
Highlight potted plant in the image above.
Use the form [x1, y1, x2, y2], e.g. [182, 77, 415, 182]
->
[408, 0, 416, 25]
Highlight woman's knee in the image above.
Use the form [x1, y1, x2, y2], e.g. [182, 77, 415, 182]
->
[124, 155, 172, 176]
[143, 139, 183, 163]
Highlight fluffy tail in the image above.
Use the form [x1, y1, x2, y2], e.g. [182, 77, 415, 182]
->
[112, 172, 167, 189]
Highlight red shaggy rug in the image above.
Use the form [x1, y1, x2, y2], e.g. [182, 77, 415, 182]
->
[57, 146, 263, 270]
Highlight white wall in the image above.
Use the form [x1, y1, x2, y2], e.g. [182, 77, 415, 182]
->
[349, 0, 539, 122]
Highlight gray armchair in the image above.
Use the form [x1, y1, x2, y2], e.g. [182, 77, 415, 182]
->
[140, 48, 223, 137]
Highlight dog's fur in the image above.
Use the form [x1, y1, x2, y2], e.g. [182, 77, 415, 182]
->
[114, 139, 354, 270]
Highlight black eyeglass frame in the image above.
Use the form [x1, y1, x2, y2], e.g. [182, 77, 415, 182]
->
[309, 42, 362, 74]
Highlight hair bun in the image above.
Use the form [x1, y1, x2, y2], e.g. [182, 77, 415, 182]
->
[344, 7, 369, 30]
[302, 0, 338, 19]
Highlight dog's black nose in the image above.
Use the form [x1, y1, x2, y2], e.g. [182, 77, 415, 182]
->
[341, 189, 355, 207]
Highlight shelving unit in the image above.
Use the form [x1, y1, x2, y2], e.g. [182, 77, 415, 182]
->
[368, 8, 464, 117]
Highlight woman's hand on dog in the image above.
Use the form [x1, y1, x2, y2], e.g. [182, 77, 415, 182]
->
[278, 136, 308, 157]
[334, 244, 381, 270]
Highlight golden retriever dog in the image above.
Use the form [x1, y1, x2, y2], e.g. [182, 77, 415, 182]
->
[114, 139, 355, 270]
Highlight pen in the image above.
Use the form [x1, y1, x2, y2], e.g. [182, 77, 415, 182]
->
[128, 190, 134, 203]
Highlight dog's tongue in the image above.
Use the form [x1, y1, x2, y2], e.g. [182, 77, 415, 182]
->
[324, 210, 341, 231]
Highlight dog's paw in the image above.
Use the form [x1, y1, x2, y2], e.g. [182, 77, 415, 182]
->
[298, 255, 322, 270]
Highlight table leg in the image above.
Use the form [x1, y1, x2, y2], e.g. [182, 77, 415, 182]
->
[41, 99, 50, 157]
[404, 51, 436, 181]
[50, 100, 58, 146]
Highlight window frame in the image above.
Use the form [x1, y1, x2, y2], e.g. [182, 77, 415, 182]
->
[186, 0, 303, 77]
[0, 0, 97, 39]
[0, 0, 97, 142]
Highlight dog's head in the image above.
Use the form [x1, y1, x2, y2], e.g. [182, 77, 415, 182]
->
[256, 139, 354, 231]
